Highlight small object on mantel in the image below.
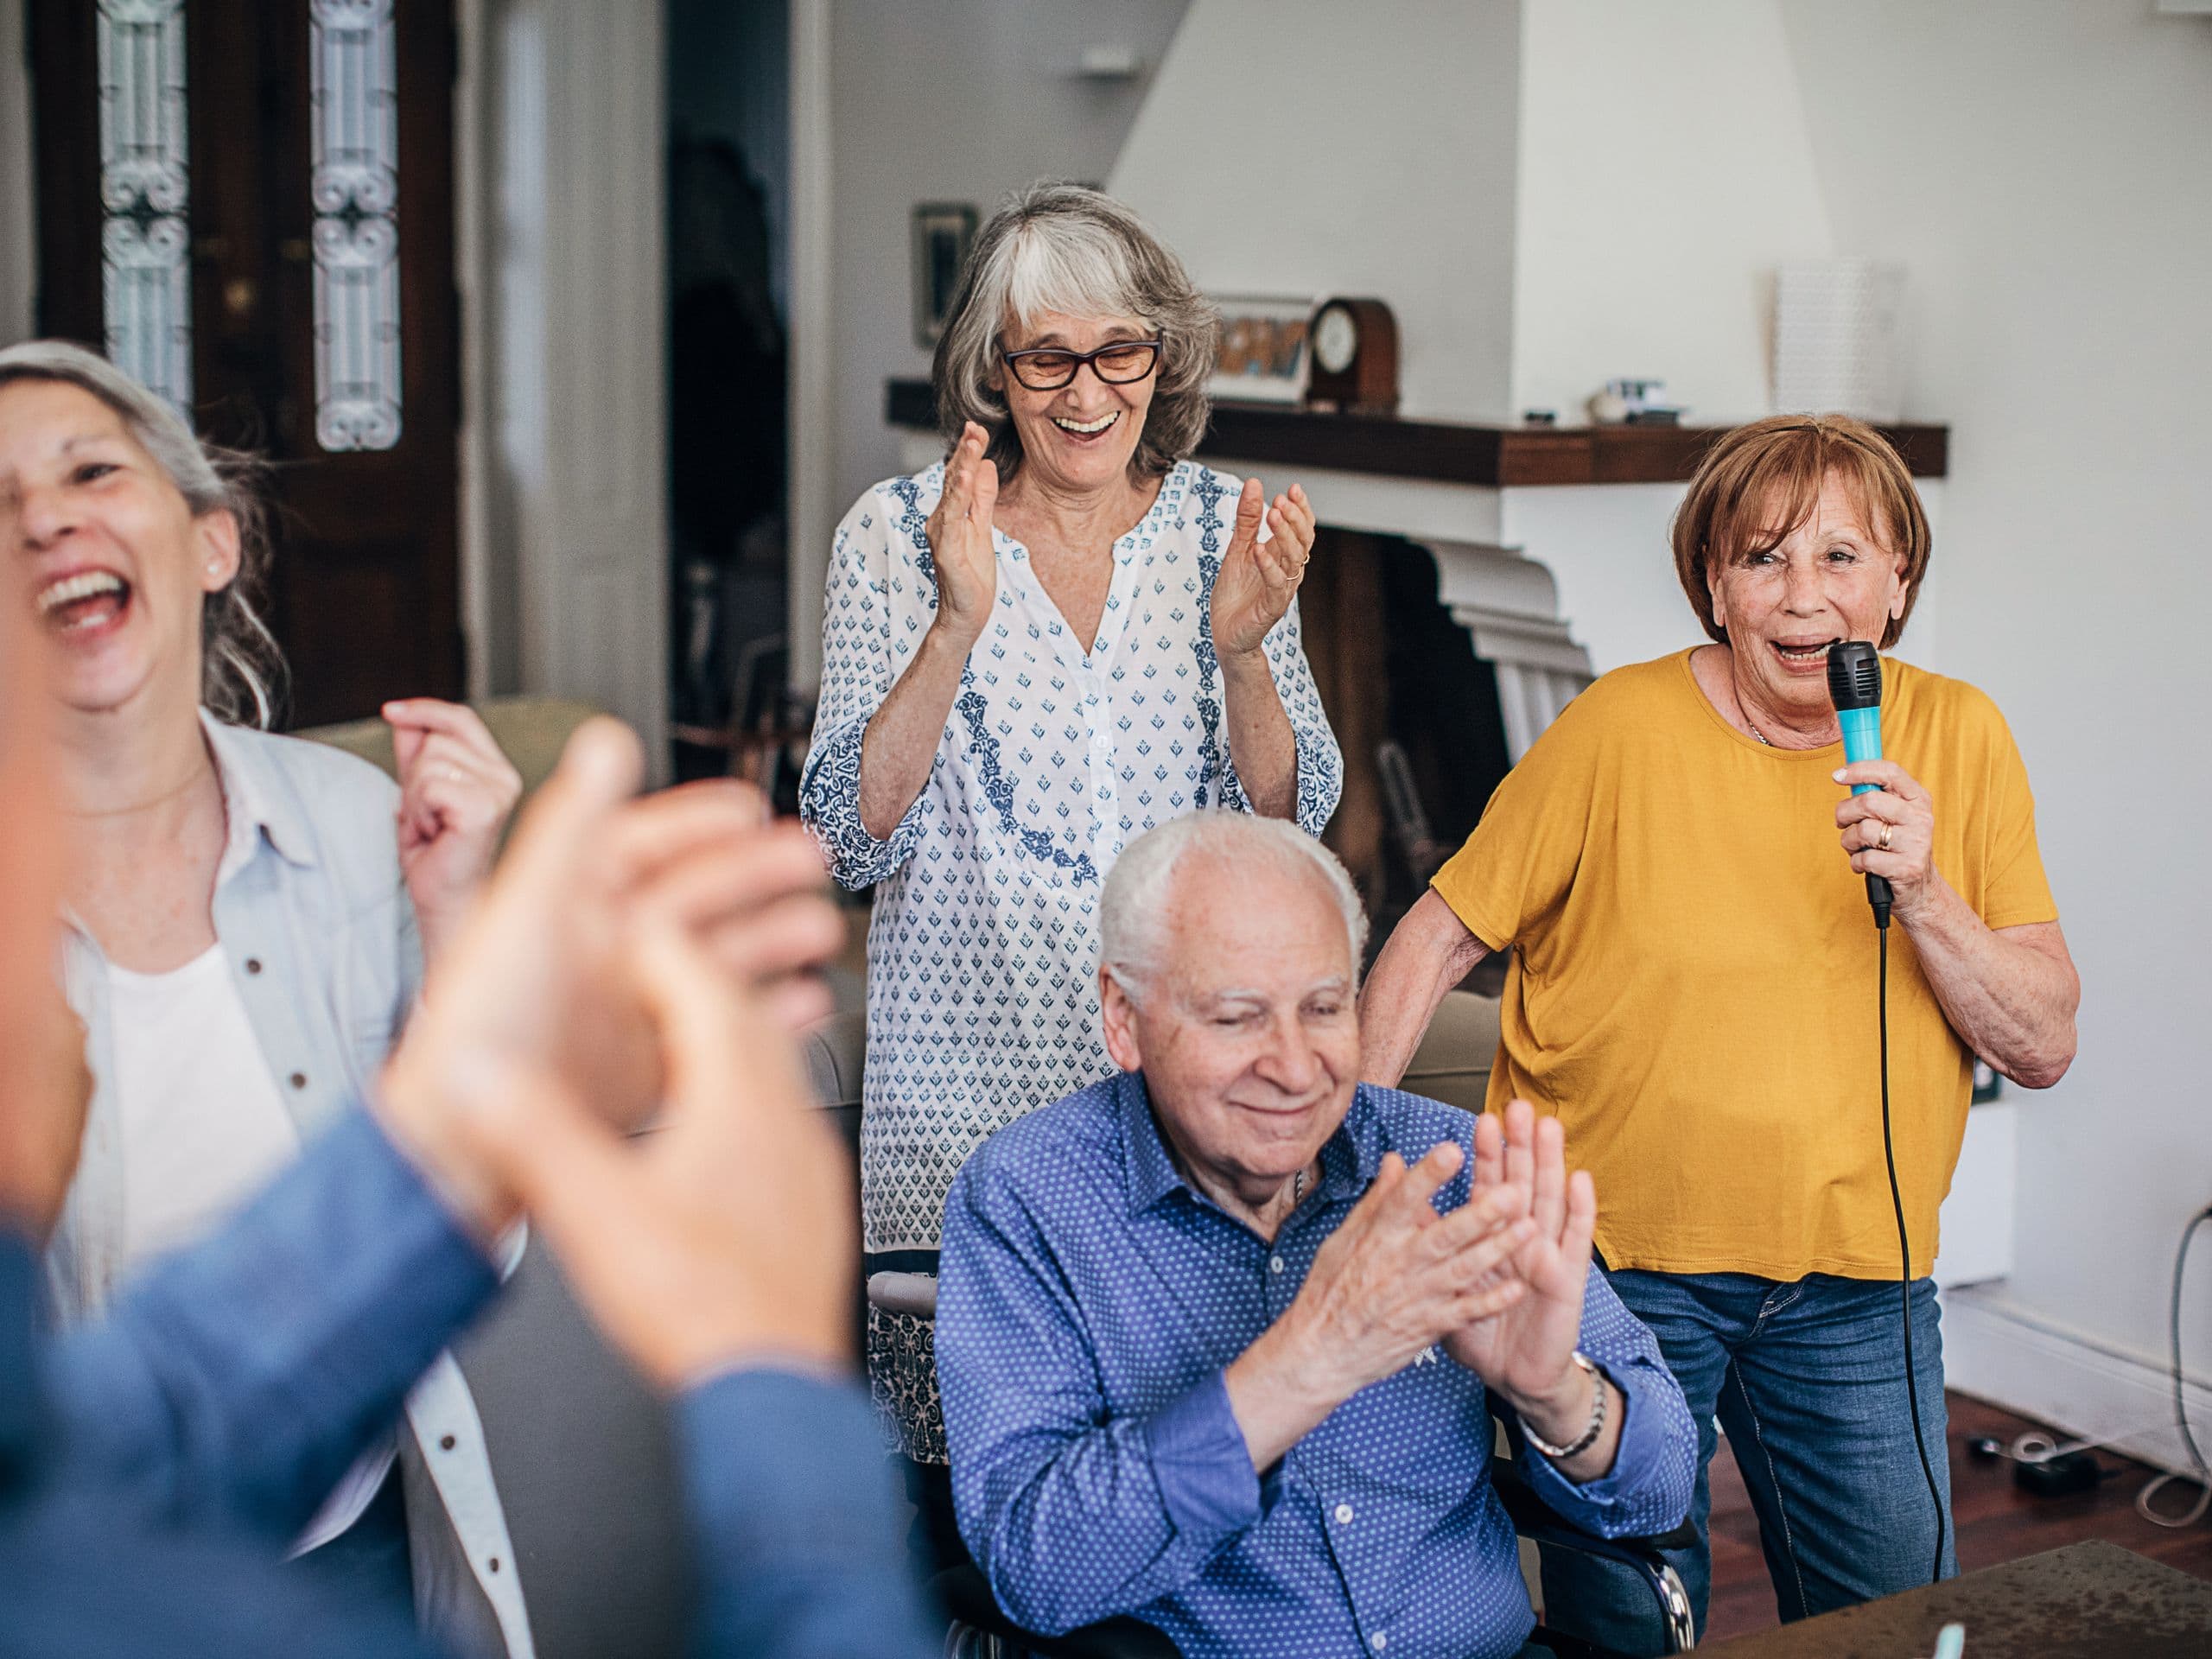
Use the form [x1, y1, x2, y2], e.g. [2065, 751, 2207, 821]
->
[1522, 409, 1557, 426]
[1075, 43, 1141, 79]
[1305, 296, 1399, 415]
[1586, 377, 1685, 426]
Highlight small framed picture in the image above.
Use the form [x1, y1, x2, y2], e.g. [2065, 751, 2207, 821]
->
[912, 202, 979, 348]
[1207, 294, 1316, 404]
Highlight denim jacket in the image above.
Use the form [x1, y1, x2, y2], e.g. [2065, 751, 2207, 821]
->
[46, 715, 534, 1658]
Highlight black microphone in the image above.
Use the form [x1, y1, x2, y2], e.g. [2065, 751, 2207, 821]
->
[1827, 641, 1892, 928]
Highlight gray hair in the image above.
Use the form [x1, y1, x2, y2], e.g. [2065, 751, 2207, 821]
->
[1100, 812, 1369, 1003]
[0, 340, 283, 728]
[932, 181, 1218, 485]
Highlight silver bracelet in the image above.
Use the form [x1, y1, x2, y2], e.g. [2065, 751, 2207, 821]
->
[1521, 1351, 1607, 1461]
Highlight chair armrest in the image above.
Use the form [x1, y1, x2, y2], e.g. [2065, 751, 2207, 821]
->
[1490, 1455, 1698, 1656]
[866, 1270, 938, 1319]
[931, 1564, 1182, 1659]
[1488, 1452, 1697, 1555]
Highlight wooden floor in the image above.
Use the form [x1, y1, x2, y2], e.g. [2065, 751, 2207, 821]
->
[1704, 1392, 2212, 1642]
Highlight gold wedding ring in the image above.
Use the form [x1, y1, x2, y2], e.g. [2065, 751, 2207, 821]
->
[1877, 822, 1894, 853]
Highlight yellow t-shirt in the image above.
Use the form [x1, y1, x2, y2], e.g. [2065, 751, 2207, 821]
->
[1429, 649, 2057, 1281]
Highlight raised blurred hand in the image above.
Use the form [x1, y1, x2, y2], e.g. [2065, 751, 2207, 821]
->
[376, 720, 843, 1242]
[458, 923, 856, 1387]
[0, 599, 91, 1238]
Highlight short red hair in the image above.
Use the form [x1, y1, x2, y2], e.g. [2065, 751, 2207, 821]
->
[1670, 414, 1931, 651]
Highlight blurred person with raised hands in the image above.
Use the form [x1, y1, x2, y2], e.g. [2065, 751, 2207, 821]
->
[800, 182, 1341, 1468]
[0, 576, 936, 1657]
[1357, 416, 2080, 1647]
[0, 340, 532, 1603]
[936, 813, 1694, 1659]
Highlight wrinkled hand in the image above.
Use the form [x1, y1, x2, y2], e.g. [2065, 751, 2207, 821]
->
[378, 721, 843, 1240]
[1209, 478, 1314, 660]
[925, 421, 1001, 651]
[385, 698, 524, 957]
[1442, 1100, 1596, 1413]
[1281, 1141, 1532, 1403]
[460, 924, 856, 1388]
[1835, 760, 1939, 918]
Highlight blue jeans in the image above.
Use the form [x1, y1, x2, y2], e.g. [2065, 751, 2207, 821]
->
[1539, 1270, 1955, 1654]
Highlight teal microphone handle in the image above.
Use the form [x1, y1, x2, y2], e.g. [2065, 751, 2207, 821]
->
[1838, 705, 1884, 793]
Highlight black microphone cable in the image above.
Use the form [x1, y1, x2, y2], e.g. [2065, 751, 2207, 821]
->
[1833, 641, 1946, 1585]
[1872, 907, 1948, 1586]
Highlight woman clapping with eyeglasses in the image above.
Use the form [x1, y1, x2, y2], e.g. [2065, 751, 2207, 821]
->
[798, 183, 1343, 1469]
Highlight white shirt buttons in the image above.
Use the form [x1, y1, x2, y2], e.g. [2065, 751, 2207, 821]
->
[1335, 1503, 1354, 1524]
[1370, 1633, 1388, 1652]
[1269, 1255, 1286, 1274]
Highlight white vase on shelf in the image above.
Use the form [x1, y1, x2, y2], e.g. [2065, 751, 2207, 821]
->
[1774, 258, 1906, 423]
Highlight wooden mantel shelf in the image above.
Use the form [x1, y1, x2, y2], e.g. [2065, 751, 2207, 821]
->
[886, 378, 1948, 488]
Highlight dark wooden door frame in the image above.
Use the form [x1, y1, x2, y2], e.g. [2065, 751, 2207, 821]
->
[27, 0, 464, 727]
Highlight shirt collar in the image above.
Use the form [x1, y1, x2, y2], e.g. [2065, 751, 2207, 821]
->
[199, 712, 321, 877]
[1116, 1071, 1389, 1217]
[1116, 1071, 1186, 1215]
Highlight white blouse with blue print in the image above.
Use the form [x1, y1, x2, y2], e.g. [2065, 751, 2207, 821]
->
[801, 458, 1342, 1448]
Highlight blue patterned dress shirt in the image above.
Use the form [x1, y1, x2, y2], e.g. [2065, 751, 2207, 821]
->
[800, 460, 1342, 1457]
[938, 1076, 1697, 1659]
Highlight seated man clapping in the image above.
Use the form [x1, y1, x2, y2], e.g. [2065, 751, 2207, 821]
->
[937, 814, 1695, 1659]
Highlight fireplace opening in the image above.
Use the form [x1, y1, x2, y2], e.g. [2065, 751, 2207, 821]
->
[1302, 529, 1522, 988]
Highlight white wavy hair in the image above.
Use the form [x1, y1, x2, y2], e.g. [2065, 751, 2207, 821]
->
[1099, 812, 1368, 1004]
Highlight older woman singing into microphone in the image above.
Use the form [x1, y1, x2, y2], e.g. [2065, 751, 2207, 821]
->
[800, 183, 1342, 1465]
[1359, 415, 2078, 1650]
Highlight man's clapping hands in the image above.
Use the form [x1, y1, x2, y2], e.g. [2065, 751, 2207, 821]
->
[1445, 1101, 1622, 1478]
[1226, 1101, 1620, 1482]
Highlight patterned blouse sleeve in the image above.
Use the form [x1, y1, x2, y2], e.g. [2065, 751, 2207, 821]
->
[1217, 594, 1344, 838]
[798, 490, 938, 889]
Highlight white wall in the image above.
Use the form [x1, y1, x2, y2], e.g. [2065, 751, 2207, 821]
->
[1109, 0, 1523, 423]
[826, 0, 1189, 511]
[1773, 0, 2212, 1463]
[790, 0, 1188, 689]
[1511, 0, 1834, 423]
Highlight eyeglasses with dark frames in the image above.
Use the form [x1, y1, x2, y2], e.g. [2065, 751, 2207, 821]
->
[1001, 339, 1162, 391]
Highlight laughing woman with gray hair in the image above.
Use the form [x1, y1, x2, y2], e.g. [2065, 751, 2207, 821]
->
[799, 182, 1343, 1461]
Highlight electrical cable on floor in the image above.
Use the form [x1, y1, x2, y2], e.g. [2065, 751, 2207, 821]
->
[1876, 919, 1948, 1582]
[2135, 1204, 2212, 1529]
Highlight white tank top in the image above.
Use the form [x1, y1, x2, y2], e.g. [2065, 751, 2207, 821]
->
[108, 943, 392, 1554]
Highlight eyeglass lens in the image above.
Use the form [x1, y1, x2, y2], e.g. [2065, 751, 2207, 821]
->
[1005, 341, 1159, 390]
